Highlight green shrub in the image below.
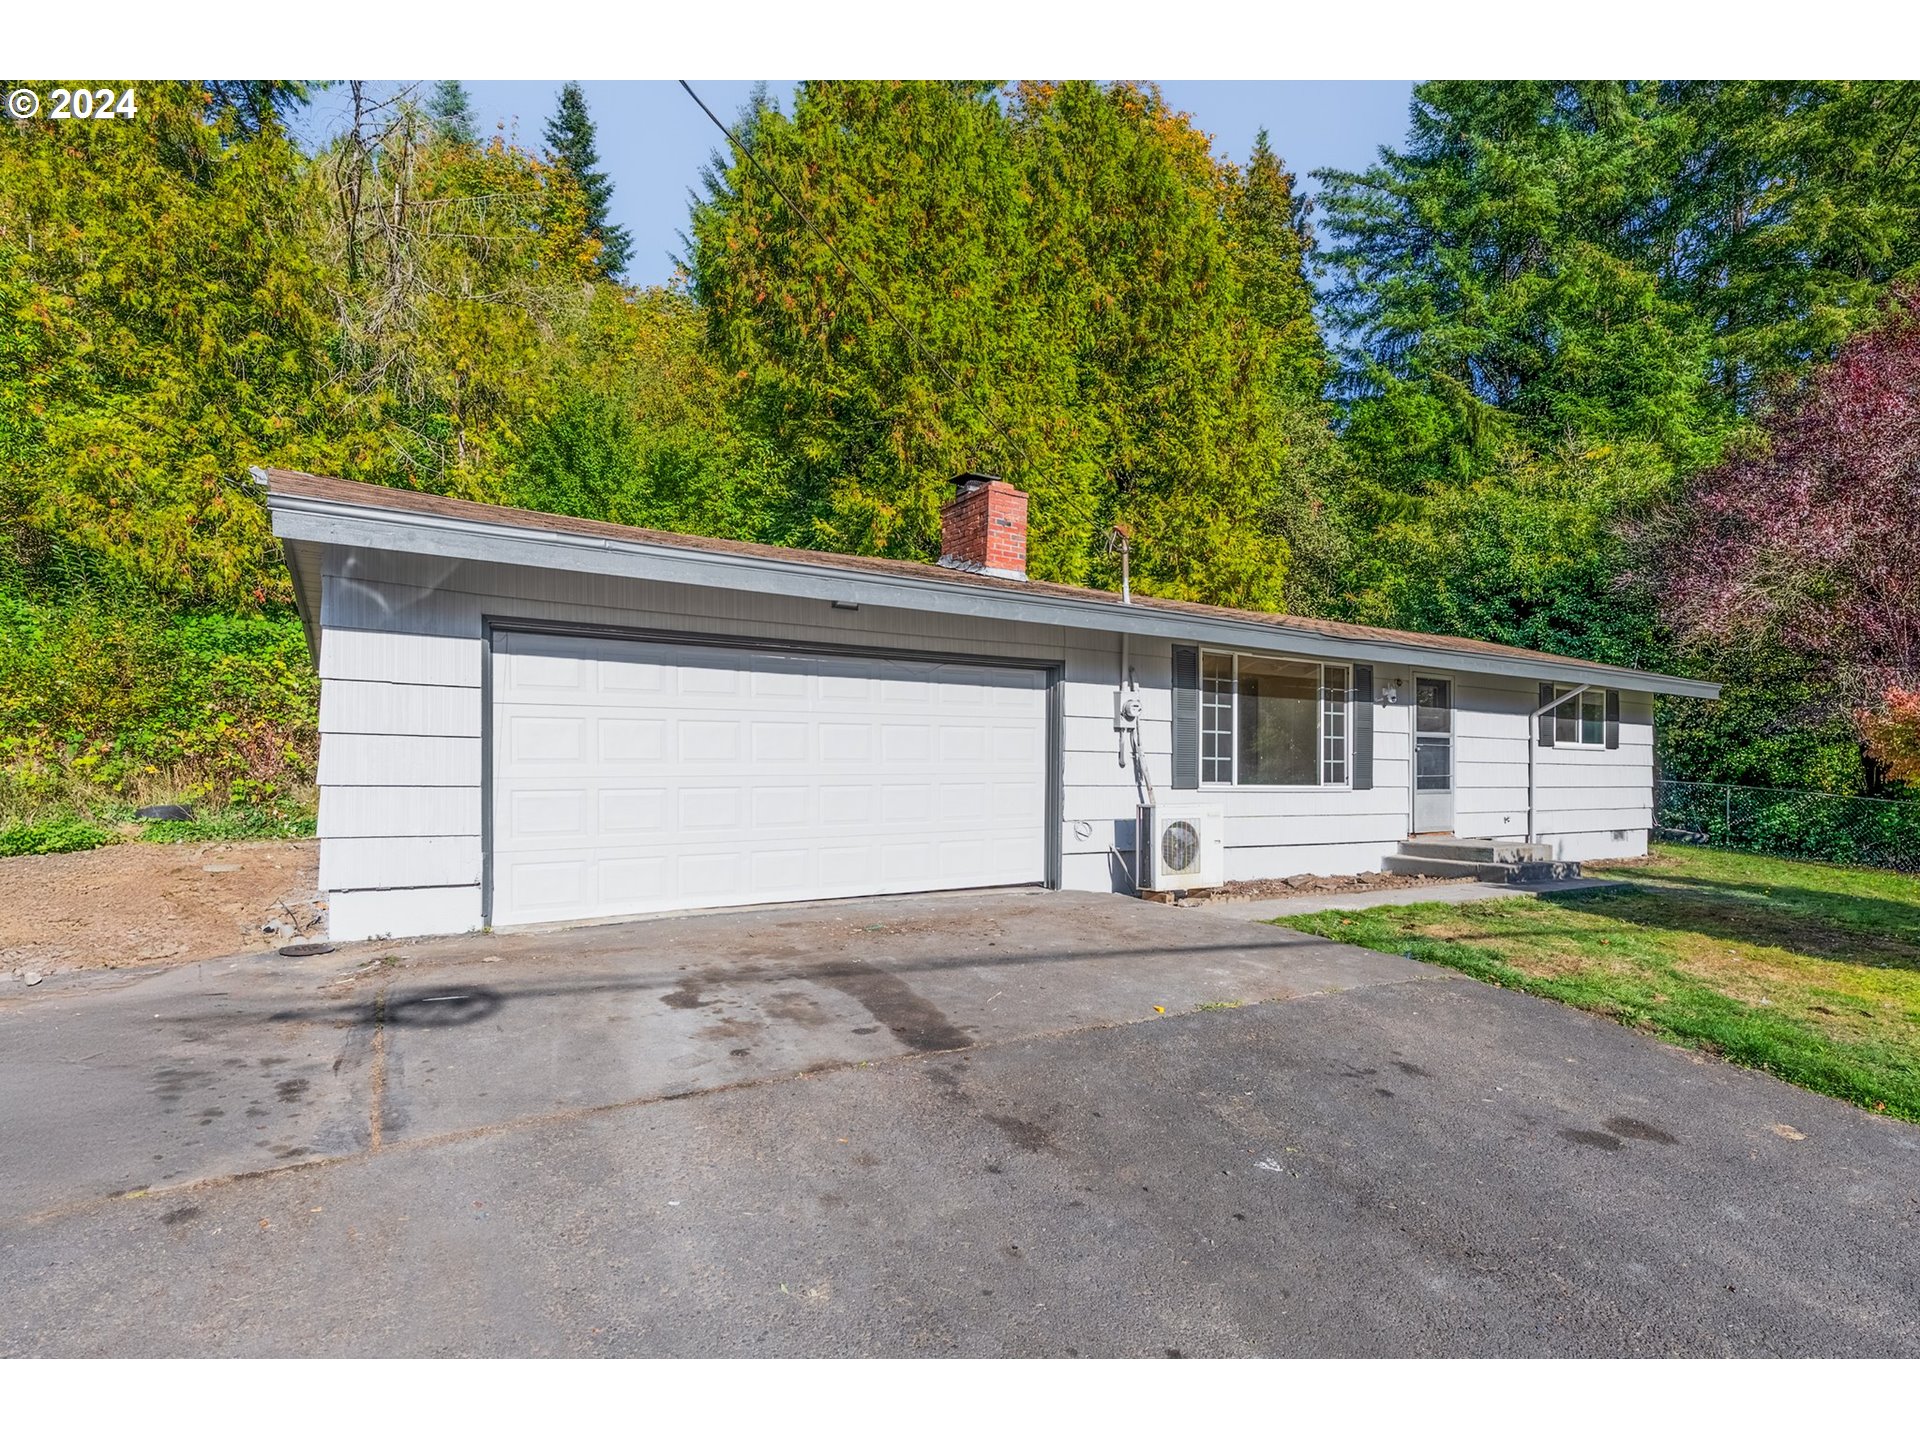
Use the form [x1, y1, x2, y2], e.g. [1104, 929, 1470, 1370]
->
[0, 548, 317, 818]
[140, 802, 317, 844]
[0, 817, 117, 857]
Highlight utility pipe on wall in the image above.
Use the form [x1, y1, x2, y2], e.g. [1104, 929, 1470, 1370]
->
[1527, 683, 1590, 846]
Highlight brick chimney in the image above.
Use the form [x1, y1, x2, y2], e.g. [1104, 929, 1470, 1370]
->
[938, 473, 1028, 581]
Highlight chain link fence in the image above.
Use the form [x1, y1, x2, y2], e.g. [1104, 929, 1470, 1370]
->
[1657, 779, 1920, 873]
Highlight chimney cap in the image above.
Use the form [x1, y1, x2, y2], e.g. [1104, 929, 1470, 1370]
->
[950, 470, 1005, 488]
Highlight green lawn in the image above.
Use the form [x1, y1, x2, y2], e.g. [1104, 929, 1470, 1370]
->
[1284, 845, 1920, 1122]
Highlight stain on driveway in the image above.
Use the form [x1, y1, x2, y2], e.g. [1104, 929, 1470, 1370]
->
[4, 888, 1919, 1356]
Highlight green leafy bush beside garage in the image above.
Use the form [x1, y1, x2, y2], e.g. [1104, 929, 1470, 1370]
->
[0, 547, 318, 832]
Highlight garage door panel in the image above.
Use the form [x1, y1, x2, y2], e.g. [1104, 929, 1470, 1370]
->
[880, 724, 932, 762]
[508, 789, 586, 836]
[751, 849, 810, 890]
[752, 787, 810, 827]
[939, 724, 987, 761]
[991, 724, 1039, 762]
[819, 724, 871, 762]
[598, 660, 665, 694]
[599, 717, 665, 762]
[882, 843, 933, 883]
[750, 722, 809, 762]
[508, 714, 584, 763]
[881, 783, 933, 823]
[939, 783, 988, 820]
[599, 789, 666, 833]
[817, 845, 877, 886]
[508, 653, 584, 692]
[490, 635, 1048, 925]
[749, 664, 809, 698]
[820, 785, 872, 824]
[678, 787, 743, 829]
[676, 720, 740, 762]
[507, 858, 587, 907]
[675, 662, 741, 695]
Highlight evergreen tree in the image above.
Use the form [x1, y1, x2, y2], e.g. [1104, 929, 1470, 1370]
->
[689, 80, 1341, 610]
[202, 81, 311, 139]
[1227, 129, 1323, 397]
[427, 80, 477, 147]
[544, 82, 632, 280]
[1315, 79, 1920, 792]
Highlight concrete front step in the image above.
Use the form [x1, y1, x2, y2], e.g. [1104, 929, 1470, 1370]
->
[1382, 854, 1584, 884]
[1399, 838, 1556, 865]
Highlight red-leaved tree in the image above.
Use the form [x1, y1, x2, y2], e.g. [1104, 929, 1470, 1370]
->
[1862, 689, 1920, 784]
[1664, 289, 1920, 782]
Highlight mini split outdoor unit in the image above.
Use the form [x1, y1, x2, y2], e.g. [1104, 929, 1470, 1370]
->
[1136, 802, 1225, 891]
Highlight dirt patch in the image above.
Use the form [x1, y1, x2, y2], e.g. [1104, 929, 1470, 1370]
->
[0, 840, 321, 977]
[1189, 871, 1478, 904]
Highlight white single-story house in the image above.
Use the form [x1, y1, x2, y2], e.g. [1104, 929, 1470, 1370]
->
[258, 467, 1720, 943]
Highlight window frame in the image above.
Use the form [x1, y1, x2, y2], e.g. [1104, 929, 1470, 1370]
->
[1197, 648, 1351, 791]
[1552, 684, 1608, 749]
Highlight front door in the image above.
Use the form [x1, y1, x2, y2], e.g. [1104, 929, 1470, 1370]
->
[1413, 675, 1454, 833]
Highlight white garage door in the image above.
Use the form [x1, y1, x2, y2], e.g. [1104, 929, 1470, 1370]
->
[489, 631, 1049, 927]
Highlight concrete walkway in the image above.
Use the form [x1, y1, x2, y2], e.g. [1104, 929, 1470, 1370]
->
[1202, 876, 1620, 921]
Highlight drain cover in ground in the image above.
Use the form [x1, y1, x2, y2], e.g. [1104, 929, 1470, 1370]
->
[278, 942, 335, 958]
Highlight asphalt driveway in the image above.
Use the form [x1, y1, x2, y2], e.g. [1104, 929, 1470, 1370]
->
[2, 889, 1916, 1356]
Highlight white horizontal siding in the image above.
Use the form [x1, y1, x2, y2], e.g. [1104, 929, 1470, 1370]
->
[1538, 828, 1649, 863]
[1226, 841, 1398, 882]
[319, 786, 482, 839]
[319, 680, 482, 736]
[311, 545, 1669, 919]
[327, 885, 484, 943]
[1061, 850, 1127, 893]
[1532, 806, 1654, 833]
[319, 835, 483, 891]
[1225, 811, 1416, 849]
[317, 733, 481, 787]
[1064, 750, 1172, 789]
[1063, 714, 1171, 753]
[320, 629, 483, 688]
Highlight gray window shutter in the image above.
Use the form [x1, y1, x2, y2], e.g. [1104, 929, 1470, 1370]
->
[1351, 664, 1374, 790]
[1538, 682, 1556, 747]
[1605, 688, 1620, 749]
[1171, 645, 1199, 790]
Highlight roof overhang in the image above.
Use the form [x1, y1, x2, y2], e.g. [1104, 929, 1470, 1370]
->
[267, 486, 1722, 700]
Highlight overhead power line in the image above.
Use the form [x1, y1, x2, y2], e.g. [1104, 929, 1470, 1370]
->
[676, 79, 1026, 475]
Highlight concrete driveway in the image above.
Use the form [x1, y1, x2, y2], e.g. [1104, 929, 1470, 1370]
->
[2, 888, 1917, 1356]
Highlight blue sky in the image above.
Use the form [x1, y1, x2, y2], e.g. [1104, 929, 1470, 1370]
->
[330, 81, 1415, 289]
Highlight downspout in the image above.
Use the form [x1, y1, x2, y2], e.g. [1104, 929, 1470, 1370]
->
[1528, 683, 1590, 846]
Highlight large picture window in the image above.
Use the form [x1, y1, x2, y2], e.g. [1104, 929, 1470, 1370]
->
[1199, 651, 1349, 787]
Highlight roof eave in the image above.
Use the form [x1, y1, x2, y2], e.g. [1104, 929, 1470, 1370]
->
[265, 491, 1722, 701]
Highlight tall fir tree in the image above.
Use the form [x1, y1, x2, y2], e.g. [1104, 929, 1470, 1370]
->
[544, 82, 632, 280]
[1315, 79, 1920, 793]
[427, 80, 477, 147]
[1227, 128, 1324, 398]
[689, 81, 1341, 610]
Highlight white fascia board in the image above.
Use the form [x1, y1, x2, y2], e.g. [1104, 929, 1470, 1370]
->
[269, 497, 1722, 700]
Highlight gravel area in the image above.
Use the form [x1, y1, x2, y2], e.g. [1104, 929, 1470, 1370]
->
[1187, 871, 1478, 904]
